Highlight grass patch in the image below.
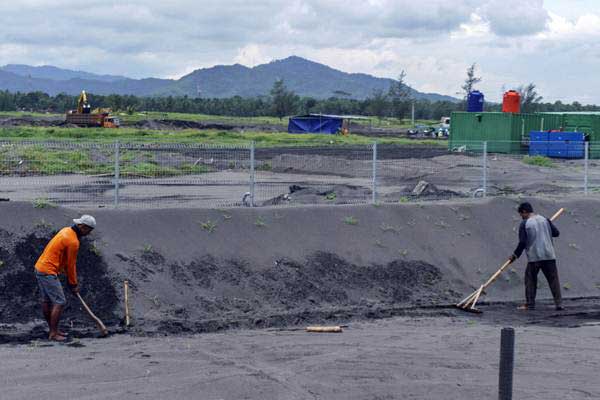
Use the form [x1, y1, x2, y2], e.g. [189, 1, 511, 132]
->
[0, 144, 211, 177]
[33, 197, 56, 208]
[523, 155, 554, 168]
[0, 126, 444, 146]
[256, 162, 272, 171]
[254, 216, 267, 228]
[90, 242, 101, 256]
[200, 220, 217, 233]
[343, 216, 358, 225]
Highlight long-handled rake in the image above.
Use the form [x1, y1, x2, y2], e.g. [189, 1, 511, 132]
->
[456, 207, 565, 313]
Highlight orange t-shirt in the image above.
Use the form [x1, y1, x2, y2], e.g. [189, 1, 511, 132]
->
[34, 227, 80, 286]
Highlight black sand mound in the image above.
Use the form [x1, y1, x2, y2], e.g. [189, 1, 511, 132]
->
[2, 197, 600, 342]
[0, 227, 118, 325]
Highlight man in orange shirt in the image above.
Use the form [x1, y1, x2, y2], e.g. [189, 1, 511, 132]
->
[34, 215, 96, 341]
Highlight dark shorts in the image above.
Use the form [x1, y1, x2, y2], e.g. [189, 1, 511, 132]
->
[35, 270, 66, 305]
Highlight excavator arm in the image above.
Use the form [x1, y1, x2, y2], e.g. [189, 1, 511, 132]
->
[77, 90, 88, 114]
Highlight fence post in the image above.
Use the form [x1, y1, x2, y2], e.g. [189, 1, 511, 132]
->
[483, 141, 488, 197]
[584, 141, 589, 195]
[372, 142, 378, 204]
[498, 327, 515, 400]
[114, 140, 120, 208]
[250, 141, 255, 207]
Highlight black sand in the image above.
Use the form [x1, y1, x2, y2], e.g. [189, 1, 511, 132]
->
[2, 197, 600, 342]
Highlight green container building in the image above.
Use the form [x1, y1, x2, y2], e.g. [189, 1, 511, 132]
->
[539, 112, 600, 158]
[449, 112, 562, 153]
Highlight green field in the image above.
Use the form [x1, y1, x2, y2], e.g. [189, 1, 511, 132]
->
[0, 111, 438, 130]
[0, 122, 445, 177]
[0, 126, 444, 146]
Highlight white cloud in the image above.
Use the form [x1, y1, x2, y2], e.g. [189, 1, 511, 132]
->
[0, 1, 600, 103]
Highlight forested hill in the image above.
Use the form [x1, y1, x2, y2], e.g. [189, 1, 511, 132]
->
[1, 57, 457, 101]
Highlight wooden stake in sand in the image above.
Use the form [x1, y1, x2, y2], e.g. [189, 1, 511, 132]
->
[124, 280, 130, 328]
[305, 326, 343, 333]
[456, 207, 565, 313]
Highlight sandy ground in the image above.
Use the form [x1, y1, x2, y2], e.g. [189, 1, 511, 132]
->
[1, 150, 599, 208]
[2, 309, 600, 400]
[2, 197, 600, 398]
[3, 197, 600, 337]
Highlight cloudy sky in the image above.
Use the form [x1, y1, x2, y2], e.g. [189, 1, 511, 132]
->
[1, 0, 599, 103]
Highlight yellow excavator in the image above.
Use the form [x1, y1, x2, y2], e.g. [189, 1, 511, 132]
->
[66, 90, 120, 128]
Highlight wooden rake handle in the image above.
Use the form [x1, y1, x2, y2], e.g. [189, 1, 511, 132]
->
[76, 293, 109, 336]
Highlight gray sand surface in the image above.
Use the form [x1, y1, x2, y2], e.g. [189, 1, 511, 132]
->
[2, 314, 600, 400]
[2, 197, 600, 399]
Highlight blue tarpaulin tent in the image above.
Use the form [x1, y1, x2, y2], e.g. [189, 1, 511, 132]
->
[288, 114, 343, 134]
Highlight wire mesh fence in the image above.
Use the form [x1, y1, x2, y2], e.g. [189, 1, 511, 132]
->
[253, 145, 374, 206]
[0, 140, 598, 209]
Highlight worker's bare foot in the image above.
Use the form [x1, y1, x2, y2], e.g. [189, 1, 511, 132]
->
[49, 333, 67, 342]
[517, 304, 534, 310]
[58, 330, 69, 336]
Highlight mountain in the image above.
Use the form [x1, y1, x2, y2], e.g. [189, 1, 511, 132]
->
[0, 57, 457, 101]
[174, 56, 456, 101]
[1, 64, 128, 82]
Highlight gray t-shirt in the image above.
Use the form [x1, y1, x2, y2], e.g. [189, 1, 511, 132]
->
[514, 214, 560, 262]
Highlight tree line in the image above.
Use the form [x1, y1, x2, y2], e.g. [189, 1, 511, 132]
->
[0, 86, 458, 121]
[1, 73, 599, 122]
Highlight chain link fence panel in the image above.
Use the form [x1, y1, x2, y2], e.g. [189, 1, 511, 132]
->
[1, 140, 598, 209]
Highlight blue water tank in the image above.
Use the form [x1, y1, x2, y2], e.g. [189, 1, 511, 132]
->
[467, 91, 484, 112]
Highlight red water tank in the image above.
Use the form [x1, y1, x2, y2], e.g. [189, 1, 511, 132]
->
[502, 90, 520, 113]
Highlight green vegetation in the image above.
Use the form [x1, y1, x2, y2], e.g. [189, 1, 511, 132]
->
[325, 192, 337, 201]
[0, 113, 446, 178]
[343, 216, 358, 225]
[142, 244, 153, 253]
[0, 144, 211, 177]
[523, 155, 554, 168]
[33, 197, 56, 208]
[254, 216, 267, 228]
[0, 125, 443, 146]
[200, 220, 217, 233]
[0, 89, 457, 122]
[90, 242, 101, 256]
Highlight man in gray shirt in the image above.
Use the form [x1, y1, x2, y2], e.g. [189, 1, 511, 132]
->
[509, 202, 562, 310]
